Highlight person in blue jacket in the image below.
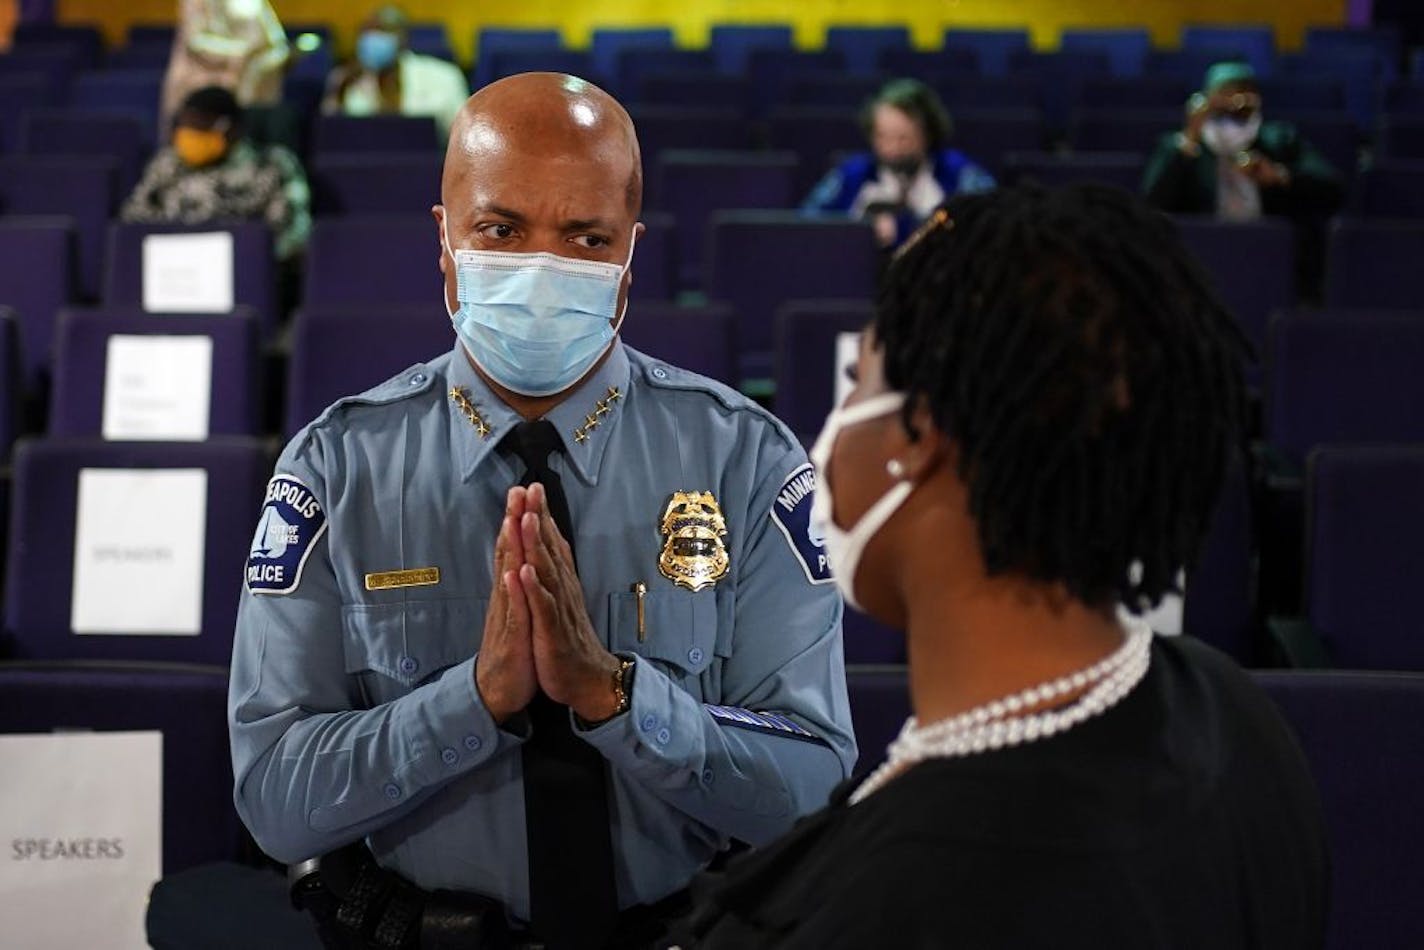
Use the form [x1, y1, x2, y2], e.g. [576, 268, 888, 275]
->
[803, 78, 995, 247]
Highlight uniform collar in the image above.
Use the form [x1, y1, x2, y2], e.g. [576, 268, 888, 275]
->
[446, 340, 631, 486]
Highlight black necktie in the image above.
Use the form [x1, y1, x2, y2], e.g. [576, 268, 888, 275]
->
[503, 420, 618, 948]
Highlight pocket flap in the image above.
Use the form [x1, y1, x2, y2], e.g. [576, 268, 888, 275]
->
[608, 589, 718, 674]
[341, 598, 486, 686]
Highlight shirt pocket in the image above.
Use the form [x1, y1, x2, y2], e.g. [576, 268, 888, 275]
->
[607, 589, 719, 696]
[341, 598, 486, 699]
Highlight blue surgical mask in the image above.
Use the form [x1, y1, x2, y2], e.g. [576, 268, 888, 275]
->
[357, 30, 401, 72]
[442, 221, 635, 397]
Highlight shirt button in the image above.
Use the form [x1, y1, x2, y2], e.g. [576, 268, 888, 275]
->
[383, 782, 402, 800]
[640, 714, 657, 733]
[656, 727, 672, 745]
[440, 747, 458, 766]
[687, 647, 704, 665]
[398, 655, 419, 675]
[409, 372, 427, 385]
[463, 734, 482, 752]
[651, 366, 669, 379]
[701, 767, 714, 784]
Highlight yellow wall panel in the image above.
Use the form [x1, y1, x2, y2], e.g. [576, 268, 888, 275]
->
[59, 0, 1347, 60]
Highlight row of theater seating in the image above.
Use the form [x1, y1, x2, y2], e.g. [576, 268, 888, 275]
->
[1, 658, 1419, 949]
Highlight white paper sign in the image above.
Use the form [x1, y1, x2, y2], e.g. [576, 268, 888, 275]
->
[101, 334, 213, 441]
[833, 331, 862, 409]
[141, 232, 235, 313]
[0, 731, 162, 950]
[71, 469, 208, 635]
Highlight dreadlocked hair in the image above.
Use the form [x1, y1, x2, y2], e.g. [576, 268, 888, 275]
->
[875, 183, 1249, 612]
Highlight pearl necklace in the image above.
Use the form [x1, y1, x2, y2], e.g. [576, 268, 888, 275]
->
[849, 619, 1154, 805]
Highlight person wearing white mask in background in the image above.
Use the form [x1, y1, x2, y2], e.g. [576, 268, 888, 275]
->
[160, 0, 289, 133]
[212, 73, 854, 950]
[323, 3, 469, 142]
[666, 185, 1327, 948]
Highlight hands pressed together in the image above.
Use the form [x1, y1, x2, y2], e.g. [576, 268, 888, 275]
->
[475, 484, 623, 725]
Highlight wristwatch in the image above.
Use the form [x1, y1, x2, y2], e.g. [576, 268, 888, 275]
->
[578, 655, 636, 729]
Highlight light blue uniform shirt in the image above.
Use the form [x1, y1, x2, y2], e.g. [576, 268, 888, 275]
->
[228, 340, 857, 921]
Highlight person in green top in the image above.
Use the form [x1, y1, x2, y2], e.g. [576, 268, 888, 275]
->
[1143, 61, 1344, 221]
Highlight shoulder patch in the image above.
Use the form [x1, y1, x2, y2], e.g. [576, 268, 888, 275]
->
[769, 463, 832, 585]
[246, 475, 328, 594]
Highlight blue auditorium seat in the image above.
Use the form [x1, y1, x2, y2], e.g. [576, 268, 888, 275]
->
[941, 28, 1030, 78]
[619, 303, 737, 387]
[0, 217, 76, 397]
[772, 299, 874, 441]
[1181, 24, 1276, 76]
[0, 155, 116, 300]
[310, 152, 443, 216]
[302, 216, 435, 308]
[1325, 219, 1424, 309]
[825, 25, 912, 76]
[310, 114, 440, 154]
[707, 23, 794, 74]
[1060, 28, 1152, 78]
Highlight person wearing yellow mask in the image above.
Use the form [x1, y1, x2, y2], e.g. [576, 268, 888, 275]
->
[121, 86, 312, 265]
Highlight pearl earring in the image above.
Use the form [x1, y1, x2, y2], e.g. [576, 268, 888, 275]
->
[886, 459, 906, 479]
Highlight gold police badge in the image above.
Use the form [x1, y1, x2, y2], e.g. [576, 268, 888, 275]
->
[658, 491, 730, 592]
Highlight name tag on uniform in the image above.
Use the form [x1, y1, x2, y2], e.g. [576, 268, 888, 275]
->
[364, 567, 441, 591]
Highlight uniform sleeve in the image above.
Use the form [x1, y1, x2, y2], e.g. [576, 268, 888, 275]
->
[579, 435, 856, 847]
[227, 434, 529, 864]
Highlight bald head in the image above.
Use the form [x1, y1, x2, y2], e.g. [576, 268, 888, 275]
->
[443, 72, 642, 216]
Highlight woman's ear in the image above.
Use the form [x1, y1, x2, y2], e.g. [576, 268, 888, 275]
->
[893, 397, 949, 482]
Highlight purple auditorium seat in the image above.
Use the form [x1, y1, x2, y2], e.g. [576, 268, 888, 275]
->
[1256, 77, 1347, 112]
[772, 299, 875, 439]
[590, 28, 675, 85]
[619, 303, 736, 387]
[628, 212, 675, 303]
[654, 150, 798, 290]
[1181, 455, 1256, 663]
[1324, 219, 1424, 309]
[1382, 81, 1424, 115]
[625, 107, 751, 173]
[21, 110, 150, 193]
[615, 49, 715, 100]
[747, 49, 846, 114]
[1277, 50, 1384, 129]
[825, 25, 912, 77]
[1068, 109, 1181, 153]
[0, 156, 113, 299]
[0, 47, 74, 107]
[1181, 24, 1277, 76]
[1253, 670, 1424, 949]
[0, 217, 76, 396]
[302, 216, 436, 308]
[780, 76, 881, 111]
[125, 24, 178, 51]
[942, 28, 1031, 78]
[310, 152, 442, 216]
[13, 23, 104, 68]
[405, 23, 456, 63]
[66, 69, 163, 130]
[472, 28, 562, 88]
[1349, 162, 1424, 217]
[1077, 76, 1193, 111]
[706, 212, 877, 379]
[1173, 216, 1295, 362]
[1144, 49, 1244, 85]
[103, 221, 279, 338]
[707, 24, 794, 74]
[1274, 110, 1359, 180]
[1379, 117, 1424, 160]
[946, 109, 1045, 178]
[1002, 151, 1147, 193]
[1060, 28, 1152, 78]
[481, 50, 597, 89]
[1304, 25, 1401, 73]
[633, 72, 751, 113]
[934, 77, 1039, 113]
[0, 74, 58, 154]
[0, 308, 20, 460]
[310, 114, 440, 155]
[1304, 447, 1424, 671]
[106, 46, 173, 70]
[285, 305, 452, 437]
[875, 48, 981, 83]
[0, 665, 242, 873]
[1266, 311, 1424, 467]
[764, 107, 864, 197]
[2, 437, 268, 664]
[845, 665, 912, 777]
[48, 307, 262, 438]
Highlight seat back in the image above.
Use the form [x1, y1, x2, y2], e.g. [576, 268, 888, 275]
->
[619, 303, 736, 387]
[0, 155, 117, 299]
[310, 114, 440, 155]
[310, 153, 443, 216]
[1324, 218, 1424, 309]
[0, 217, 76, 395]
[302, 216, 437, 308]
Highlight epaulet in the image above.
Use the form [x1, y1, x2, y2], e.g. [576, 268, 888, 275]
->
[633, 351, 798, 450]
[297, 363, 440, 440]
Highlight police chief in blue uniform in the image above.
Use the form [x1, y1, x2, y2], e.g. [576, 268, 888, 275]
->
[228, 72, 856, 949]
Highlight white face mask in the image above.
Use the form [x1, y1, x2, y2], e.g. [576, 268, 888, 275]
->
[1201, 113, 1262, 157]
[808, 392, 913, 612]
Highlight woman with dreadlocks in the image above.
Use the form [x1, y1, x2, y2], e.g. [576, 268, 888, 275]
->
[667, 184, 1327, 949]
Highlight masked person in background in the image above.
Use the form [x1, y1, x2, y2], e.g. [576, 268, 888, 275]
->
[1144, 61, 1344, 222]
[160, 0, 289, 132]
[217, 73, 854, 950]
[802, 78, 995, 249]
[323, 3, 469, 142]
[121, 85, 311, 264]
